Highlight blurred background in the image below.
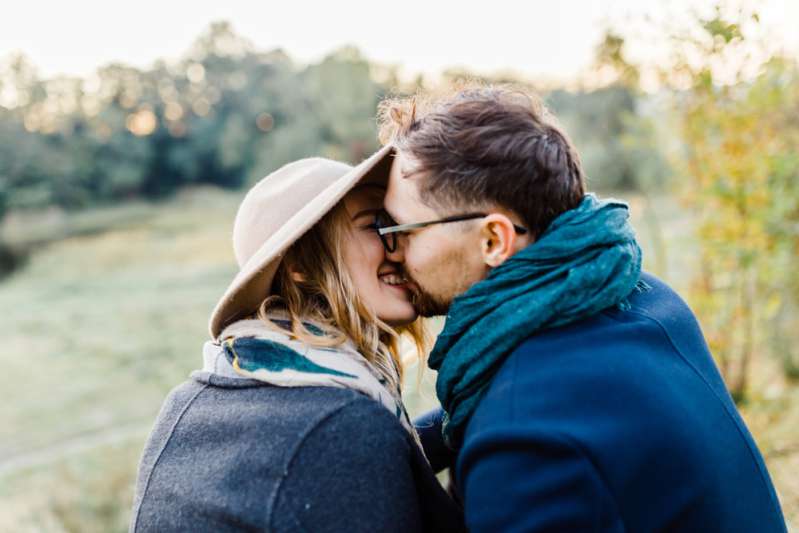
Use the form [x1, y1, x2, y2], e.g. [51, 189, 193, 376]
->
[0, 0, 797, 530]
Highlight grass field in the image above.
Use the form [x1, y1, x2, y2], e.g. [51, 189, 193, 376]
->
[0, 187, 796, 531]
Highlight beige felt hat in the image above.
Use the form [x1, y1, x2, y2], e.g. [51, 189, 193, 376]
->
[208, 145, 394, 339]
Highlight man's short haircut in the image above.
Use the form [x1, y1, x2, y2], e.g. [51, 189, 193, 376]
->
[377, 85, 586, 238]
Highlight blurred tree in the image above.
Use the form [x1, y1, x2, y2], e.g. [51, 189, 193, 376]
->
[593, 31, 640, 89]
[0, 21, 388, 220]
[548, 86, 640, 189]
[665, 5, 799, 399]
[577, 29, 672, 276]
[0, 19, 678, 282]
[303, 46, 383, 162]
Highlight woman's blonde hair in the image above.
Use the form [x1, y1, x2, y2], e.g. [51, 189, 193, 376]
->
[256, 200, 428, 389]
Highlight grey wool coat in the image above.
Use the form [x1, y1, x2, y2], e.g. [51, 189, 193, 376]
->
[130, 369, 465, 532]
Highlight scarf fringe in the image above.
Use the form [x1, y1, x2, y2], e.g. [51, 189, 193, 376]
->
[618, 277, 652, 312]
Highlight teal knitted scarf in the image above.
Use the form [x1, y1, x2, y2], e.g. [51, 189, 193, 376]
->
[428, 194, 644, 447]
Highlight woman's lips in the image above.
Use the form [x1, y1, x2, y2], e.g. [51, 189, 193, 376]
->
[378, 272, 413, 296]
[378, 272, 409, 289]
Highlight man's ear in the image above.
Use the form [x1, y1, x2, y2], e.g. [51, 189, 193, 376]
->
[479, 214, 518, 268]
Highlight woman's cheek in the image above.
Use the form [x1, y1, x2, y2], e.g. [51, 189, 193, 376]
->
[356, 231, 384, 267]
[347, 233, 379, 285]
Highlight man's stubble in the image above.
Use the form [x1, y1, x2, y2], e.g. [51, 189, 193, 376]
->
[404, 246, 479, 318]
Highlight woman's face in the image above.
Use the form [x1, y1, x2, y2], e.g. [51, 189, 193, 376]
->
[341, 182, 418, 327]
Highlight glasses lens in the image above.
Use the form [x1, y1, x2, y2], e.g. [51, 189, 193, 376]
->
[375, 211, 397, 253]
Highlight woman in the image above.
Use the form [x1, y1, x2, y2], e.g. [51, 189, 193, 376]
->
[129, 147, 463, 532]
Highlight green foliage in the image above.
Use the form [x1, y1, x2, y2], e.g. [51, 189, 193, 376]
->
[546, 28, 671, 192]
[548, 86, 671, 191]
[0, 21, 669, 232]
[0, 23, 386, 218]
[664, 6, 799, 400]
[302, 46, 383, 162]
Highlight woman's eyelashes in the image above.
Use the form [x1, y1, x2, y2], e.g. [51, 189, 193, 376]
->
[355, 213, 382, 232]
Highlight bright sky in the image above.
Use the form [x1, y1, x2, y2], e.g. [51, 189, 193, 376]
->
[2, 0, 796, 83]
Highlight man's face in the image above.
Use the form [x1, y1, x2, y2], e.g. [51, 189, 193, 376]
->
[383, 152, 490, 316]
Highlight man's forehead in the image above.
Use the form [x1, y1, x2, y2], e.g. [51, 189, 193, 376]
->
[386, 157, 437, 221]
[387, 156, 416, 195]
[390, 151, 424, 179]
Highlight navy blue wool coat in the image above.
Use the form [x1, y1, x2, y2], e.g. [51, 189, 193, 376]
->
[457, 273, 786, 532]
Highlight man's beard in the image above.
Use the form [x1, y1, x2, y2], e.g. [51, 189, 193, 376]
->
[405, 271, 450, 317]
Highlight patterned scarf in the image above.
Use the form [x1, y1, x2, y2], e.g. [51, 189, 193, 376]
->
[429, 194, 645, 447]
[204, 316, 420, 444]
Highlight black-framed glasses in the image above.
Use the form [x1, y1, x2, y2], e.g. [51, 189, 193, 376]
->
[371, 210, 527, 253]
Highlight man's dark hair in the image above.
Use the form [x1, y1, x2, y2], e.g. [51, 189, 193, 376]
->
[378, 85, 586, 238]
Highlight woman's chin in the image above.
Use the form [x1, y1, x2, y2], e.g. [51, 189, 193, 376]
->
[379, 306, 419, 328]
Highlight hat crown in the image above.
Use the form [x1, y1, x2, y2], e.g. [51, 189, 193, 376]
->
[232, 158, 353, 267]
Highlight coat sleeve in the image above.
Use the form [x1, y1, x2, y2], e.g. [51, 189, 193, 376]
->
[458, 428, 622, 533]
[413, 407, 457, 473]
[270, 397, 423, 533]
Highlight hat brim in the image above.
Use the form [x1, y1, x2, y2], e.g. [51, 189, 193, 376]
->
[208, 145, 395, 339]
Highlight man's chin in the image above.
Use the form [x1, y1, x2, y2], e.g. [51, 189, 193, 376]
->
[410, 288, 450, 317]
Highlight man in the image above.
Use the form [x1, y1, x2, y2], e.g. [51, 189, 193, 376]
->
[372, 86, 787, 532]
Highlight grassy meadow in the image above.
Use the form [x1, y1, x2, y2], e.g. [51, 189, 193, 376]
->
[0, 187, 796, 531]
